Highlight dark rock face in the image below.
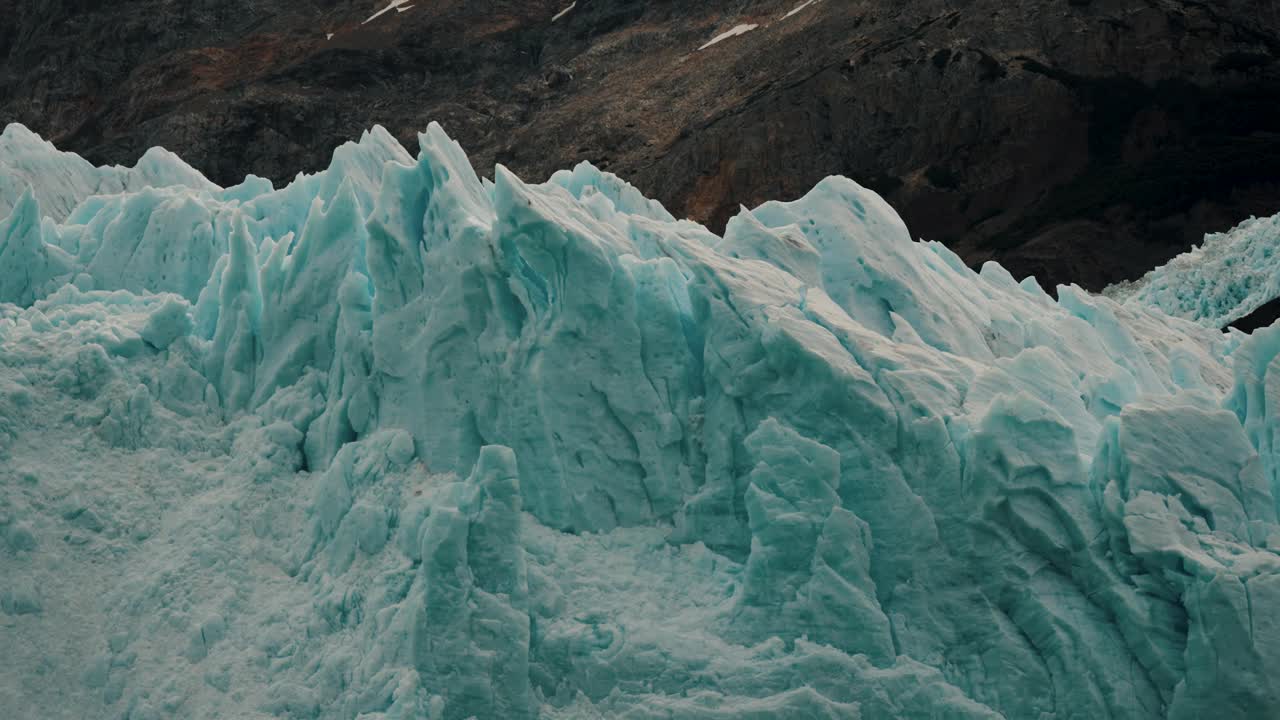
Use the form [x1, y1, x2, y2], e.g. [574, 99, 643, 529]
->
[3, 0, 1279, 291]
[1229, 295, 1280, 334]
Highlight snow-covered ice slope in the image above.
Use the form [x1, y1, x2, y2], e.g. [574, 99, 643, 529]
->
[3, 122, 1280, 719]
[1115, 211, 1280, 328]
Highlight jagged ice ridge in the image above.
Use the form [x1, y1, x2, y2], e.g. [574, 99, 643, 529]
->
[1112, 211, 1280, 329]
[2, 121, 1280, 719]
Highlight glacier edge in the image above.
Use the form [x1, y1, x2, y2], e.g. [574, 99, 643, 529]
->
[0, 122, 1278, 719]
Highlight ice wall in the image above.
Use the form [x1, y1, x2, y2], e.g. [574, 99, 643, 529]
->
[2, 122, 1279, 719]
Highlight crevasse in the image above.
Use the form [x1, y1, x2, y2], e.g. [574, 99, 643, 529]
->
[1, 122, 1278, 719]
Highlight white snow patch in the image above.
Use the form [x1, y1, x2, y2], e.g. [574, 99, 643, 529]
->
[698, 23, 759, 51]
[363, 0, 410, 25]
[783, 0, 819, 19]
[553, 2, 576, 22]
[325, 32, 334, 40]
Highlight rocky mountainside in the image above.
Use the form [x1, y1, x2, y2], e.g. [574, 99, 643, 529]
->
[2, 0, 1279, 291]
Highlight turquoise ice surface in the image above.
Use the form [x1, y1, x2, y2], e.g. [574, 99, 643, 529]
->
[1, 122, 1279, 718]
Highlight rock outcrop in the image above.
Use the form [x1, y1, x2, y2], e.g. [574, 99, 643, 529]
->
[3, 0, 1279, 289]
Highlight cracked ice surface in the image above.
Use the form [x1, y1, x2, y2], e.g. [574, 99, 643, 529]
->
[1117, 212, 1280, 329]
[2, 121, 1280, 718]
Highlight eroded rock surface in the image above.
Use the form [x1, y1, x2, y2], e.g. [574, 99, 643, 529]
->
[4, 0, 1279, 289]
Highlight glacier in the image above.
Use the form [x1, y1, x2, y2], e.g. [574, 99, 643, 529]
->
[2, 121, 1280, 719]
[1113, 211, 1280, 329]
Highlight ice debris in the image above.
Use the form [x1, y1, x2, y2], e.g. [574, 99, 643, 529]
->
[1, 121, 1280, 718]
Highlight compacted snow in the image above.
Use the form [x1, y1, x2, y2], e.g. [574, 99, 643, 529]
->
[363, 0, 412, 25]
[782, 0, 820, 20]
[698, 24, 759, 51]
[552, 3, 576, 23]
[2, 122, 1280, 719]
